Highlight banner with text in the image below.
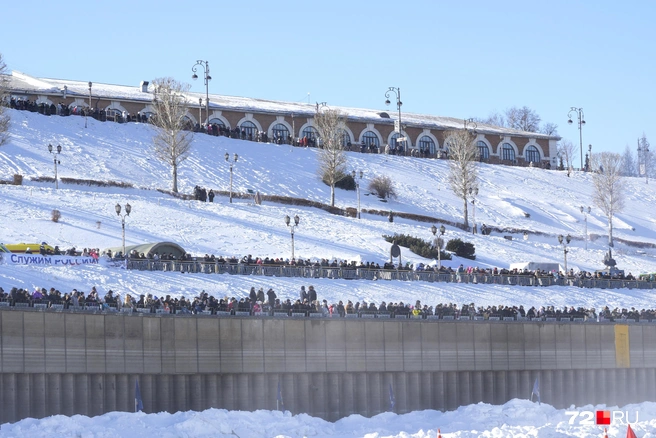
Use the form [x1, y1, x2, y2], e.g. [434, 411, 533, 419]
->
[1, 254, 99, 266]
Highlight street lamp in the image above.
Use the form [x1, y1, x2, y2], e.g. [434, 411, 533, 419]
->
[557, 234, 572, 276]
[638, 137, 650, 184]
[315, 101, 328, 113]
[588, 144, 592, 171]
[115, 203, 132, 259]
[351, 170, 363, 219]
[47, 143, 62, 189]
[384, 87, 404, 151]
[580, 206, 591, 250]
[463, 118, 478, 133]
[225, 152, 238, 203]
[85, 81, 92, 128]
[567, 107, 586, 171]
[469, 187, 479, 234]
[284, 214, 300, 261]
[198, 97, 203, 130]
[431, 224, 446, 270]
[192, 60, 211, 127]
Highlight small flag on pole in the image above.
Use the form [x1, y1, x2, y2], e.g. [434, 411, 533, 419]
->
[531, 377, 540, 405]
[135, 379, 144, 412]
[626, 424, 637, 438]
[277, 379, 284, 411]
[389, 383, 395, 411]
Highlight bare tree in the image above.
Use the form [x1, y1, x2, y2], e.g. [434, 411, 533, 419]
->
[150, 77, 193, 193]
[477, 111, 506, 128]
[505, 106, 541, 132]
[557, 139, 576, 172]
[541, 122, 559, 137]
[592, 152, 625, 247]
[621, 144, 637, 177]
[0, 53, 9, 147]
[315, 108, 349, 206]
[446, 129, 479, 229]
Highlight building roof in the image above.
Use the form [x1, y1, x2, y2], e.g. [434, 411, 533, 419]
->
[5, 71, 557, 140]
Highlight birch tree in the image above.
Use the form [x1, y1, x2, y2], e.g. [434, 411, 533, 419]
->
[0, 53, 9, 147]
[446, 129, 479, 229]
[558, 139, 576, 172]
[621, 145, 636, 177]
[150, 77, 193, 193]
[592, 152, 625, 247]
[315, 108, 348, 206]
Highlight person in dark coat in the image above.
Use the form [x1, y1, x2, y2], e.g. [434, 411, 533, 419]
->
[208, 189, 215, 202]
[299, 286, 308, 302]
[308, 285, 317, 303]
[249, 287, 257, 304]
[266, 288, 277, 307]
[256, 288, 265, 303]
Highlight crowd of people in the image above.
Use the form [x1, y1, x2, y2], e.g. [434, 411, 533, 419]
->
[0, 284, 650, 323]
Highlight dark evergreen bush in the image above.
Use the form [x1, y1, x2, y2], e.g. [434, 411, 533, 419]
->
[445, 238, 476, 260]
[383, 233, 451, 260]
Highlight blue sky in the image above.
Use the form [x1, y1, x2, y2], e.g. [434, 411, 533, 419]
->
[2, 0, 654, 166]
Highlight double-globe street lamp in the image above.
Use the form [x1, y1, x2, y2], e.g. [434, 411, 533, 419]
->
[557, 234, 572, 276]
[115, 203, 132, 258]
[469, 187, 479, 234]
[47, 143, 62, 189]
[284, 214, 300, 261]
[567, 107, 586, 171]
[384, 87, 404, 152]
[192, 60, 211, 127]
[225, 152, 238, 203]
[580, 206, 591, 250]
[351, 170, 363, 219]
[431, 224, 446, 270]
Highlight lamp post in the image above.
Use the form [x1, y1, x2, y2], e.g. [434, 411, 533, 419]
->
[431, 224, 446, 270]
[580, 206, 591, 250]
[557, 234, 571, 276]
[85, 81, 92, 128]
[192, 60, 211, 127]
[463, 118, 478, 132]
[115, 203, 132, 258]
[284, 214, 300, 261]
[225, 152, 238, 203]
[198, 97, 203, 130]
[351, 170, 363, 219]
[567, 107, 586, 171]
[384, 87, 404, 151]
[47, 143, 62, 189]
[588, 144, 592, 171]
[315, 101, 328, 113]
[638, 137, 650, 184]
[469, 187, 479, 234]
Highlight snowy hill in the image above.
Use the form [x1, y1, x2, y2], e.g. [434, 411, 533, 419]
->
[1, 108, 656, 310]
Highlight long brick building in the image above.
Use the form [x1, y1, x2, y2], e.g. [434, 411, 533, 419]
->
[5, 71, 559, 167]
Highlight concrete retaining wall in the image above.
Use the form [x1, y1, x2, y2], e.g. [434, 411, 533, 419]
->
[0, 310, 652, 423]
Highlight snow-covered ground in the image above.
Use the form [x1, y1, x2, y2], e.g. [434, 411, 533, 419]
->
[1, 109, 655, 436]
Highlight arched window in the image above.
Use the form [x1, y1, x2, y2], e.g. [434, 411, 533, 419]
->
[418, 136, 436, 154]
[390, 132, 405, 148]
[502, 143, 515, 162]
[338, 129, 351, 148]
[525, 145, 540, 163]
[272, 123, 290, 141]
[209, 118, 225, 128]
[302, 126, 319, 142]
[362, 131, 380, 147]
[240, 120, 257, 138]
[477, 141, 490, 160]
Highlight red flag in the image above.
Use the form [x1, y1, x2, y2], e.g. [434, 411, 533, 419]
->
[626, 424, 638, 438]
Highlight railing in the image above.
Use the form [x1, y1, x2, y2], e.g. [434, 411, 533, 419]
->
[124, 260, 656, 290]
[0, 300, 648, 323]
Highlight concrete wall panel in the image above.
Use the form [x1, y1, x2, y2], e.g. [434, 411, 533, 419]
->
[23, 312, 45, 373]
[507, 323, 525, 370]
[123, 316, 144, 374]
[284, 319, 307, 372]
[554, 324, 572, 369]
[438, 324, 457, 371]
[160, 318, 176, 374]
[523, 324, 541, 370]
[421, 324, 440, 371]
[2, 312, 24, 372]
[219, 319, 243, 373]
[241, 319, 264, 373]
[597, 325, 613, 369]
[402, 322, 422, 372]
[488, 324, 506, 370]
[570, 324, 586, 369]
[644, 325, 656, 365]
[306, 320, 327, 372]
[174, 317, 198, 373]
[263, 319, 286, 372]
[197, 318, 220, 373]
[64, 314, 86, 373]
[345, 321, 366, 372]
[44, 314, 66, 373]
[142, 317, 162, 374]
[85, 314, 106, 373]
[383, 322, 403, 371]
[629, 325, 644, 368]
[538, 325, 557, 369]
[364, 321, 384, 372]
[456, 324, 475, 371]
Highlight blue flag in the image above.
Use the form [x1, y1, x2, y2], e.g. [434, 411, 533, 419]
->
[277, 380, 284, 410]
[531, 377, 540, 405]
[135, 379, 144, 412]
[389, 383, 395, 410]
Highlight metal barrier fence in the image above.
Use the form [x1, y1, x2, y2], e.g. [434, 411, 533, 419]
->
[125, 260, 656, 290]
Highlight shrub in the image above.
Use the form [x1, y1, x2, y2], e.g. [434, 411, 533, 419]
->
[322, 170, 355, 190]
[51, 209, 61, 223]
[13, 174, 23, 185]
[368, 175, 396, 200]
[446, 238, 476, 260]
[383, 233, 451, 261]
